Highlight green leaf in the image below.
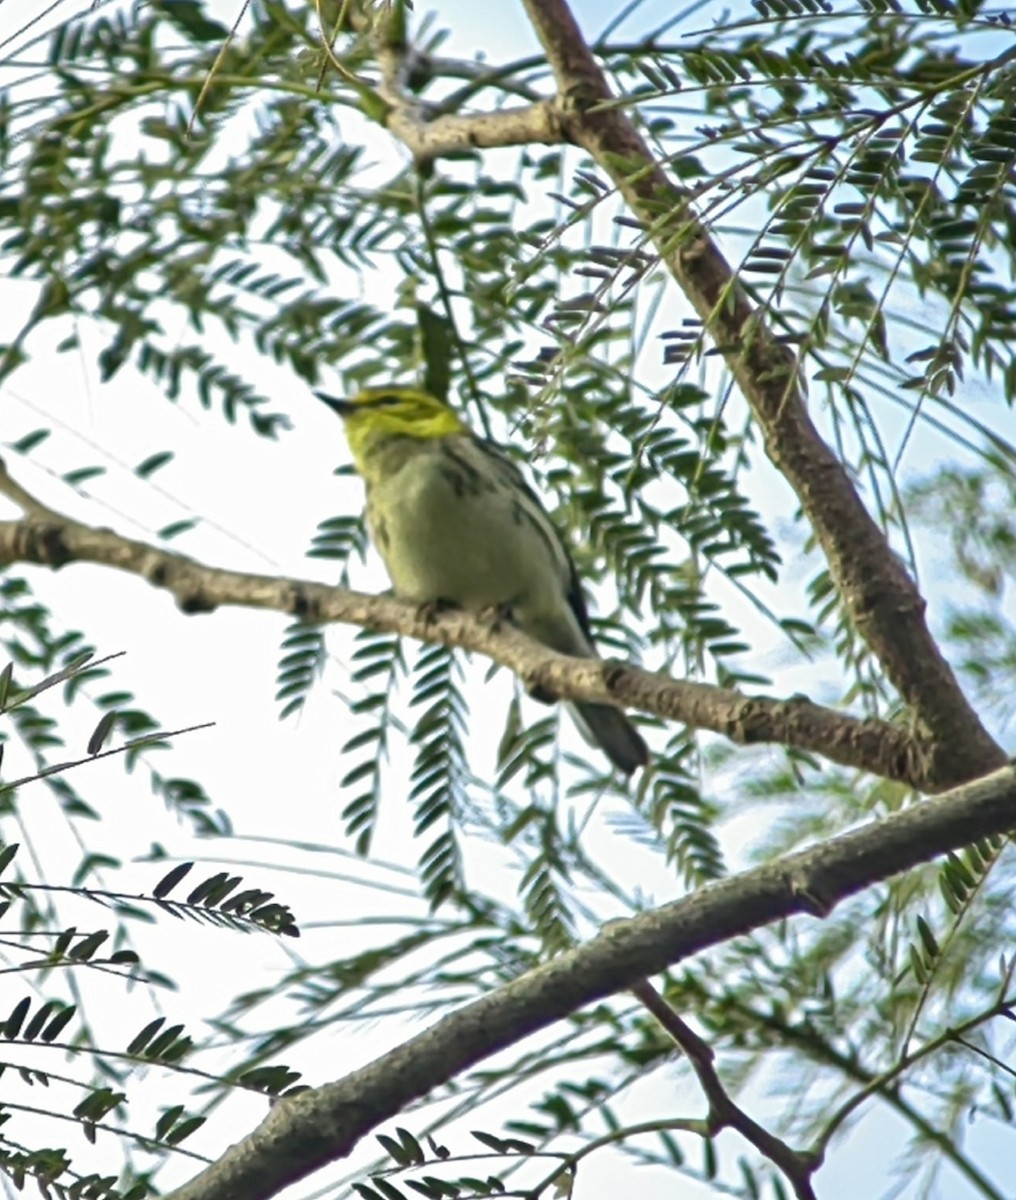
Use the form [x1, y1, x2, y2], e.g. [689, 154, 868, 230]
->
[41, 1005, 76, 1043]
[166, 1114, 206, 1145]
[153, 862, 194, 899]
[86, 711, 117, 756]
[417, 302, 455, 403]
[69, 930, 109, 961]
[10, 429, 50, 455]
[0, 844, 19, 876]
[3, 997, 30, 1039]
[127, 1018, 166, 1055]
[152, 0, 229, 42]
[135, 451, 174, 478]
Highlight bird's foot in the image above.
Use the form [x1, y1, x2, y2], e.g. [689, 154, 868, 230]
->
[477, 601, 515, 634]
[416, 596, 460, 625]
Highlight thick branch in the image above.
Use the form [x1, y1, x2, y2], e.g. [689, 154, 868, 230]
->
[364, 8, 566, 158]
[165, 763, 1016, 1200]
[0, 460, 956, 789]
[385, 99, 565, 158]
[511, 0, 1004, 786]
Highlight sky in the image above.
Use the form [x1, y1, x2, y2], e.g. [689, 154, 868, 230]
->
[0, 2, 1012, 1199]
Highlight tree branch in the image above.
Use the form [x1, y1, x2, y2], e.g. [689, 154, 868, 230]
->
[0, 458, 951, 789]
[164, 763, 1016, 1200]
[741, 997, 1011, 1200]
[334, 0, 1006, 789]
[512, 0, 1003, 787]
[384, 99, 566, 158]
[362, 3, 567, 159]
[631, 979, 819, 1199]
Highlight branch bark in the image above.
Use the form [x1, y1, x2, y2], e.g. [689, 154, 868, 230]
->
[0, 459, 957, 789]
[164, 763, 1016, 1200]
[513, 0, 1004, 786]
[631, 979, 819, 1200]
[342, 0, 1003, 786]
[384, 99, 566, 157]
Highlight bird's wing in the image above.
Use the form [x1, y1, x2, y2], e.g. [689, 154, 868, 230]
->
[476, 437, 597, 647]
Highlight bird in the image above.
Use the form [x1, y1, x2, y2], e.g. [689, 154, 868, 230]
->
[316, 385, 649, 776]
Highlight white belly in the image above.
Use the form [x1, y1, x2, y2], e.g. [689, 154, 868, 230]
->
[370, 452, 562, 617]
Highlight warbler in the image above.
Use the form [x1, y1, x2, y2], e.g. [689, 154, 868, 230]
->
[316, 386, 649, 775]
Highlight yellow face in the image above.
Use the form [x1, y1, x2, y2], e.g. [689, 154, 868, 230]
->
[315, 387, 469, 469]
[316, 388, 467, 447]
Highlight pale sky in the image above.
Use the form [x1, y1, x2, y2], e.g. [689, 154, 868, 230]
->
[0, 3, 1011, 1199]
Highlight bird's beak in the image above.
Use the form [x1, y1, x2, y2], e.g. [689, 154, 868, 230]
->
[314, 391, 355, 418]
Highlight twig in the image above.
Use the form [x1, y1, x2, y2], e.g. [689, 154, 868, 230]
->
[631, 979, 820, 1199]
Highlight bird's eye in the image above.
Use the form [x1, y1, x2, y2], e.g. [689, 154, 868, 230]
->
[372, 394, 402, 407]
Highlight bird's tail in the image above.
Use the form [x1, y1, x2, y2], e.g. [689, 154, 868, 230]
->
[571, 702, 649, 776]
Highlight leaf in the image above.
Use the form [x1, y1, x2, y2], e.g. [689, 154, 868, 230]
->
[155, 1105, 184, 1141]
[417, 302, 455, 403]
[3, 997, 30, 1039]
[166, 1114, 206, 1145]
[470, 1131, 513, 1153]
[144, 1024, 189, 1062]
[135, 451, 174, 478]
[377, 1134, 412, 1166]
[916, 915, 941, 960]
[127, 1017, 166, 1055]
[23, 1001, 59, 1042]
[158, 518, 199, 540]
[62, 465, 106, 488]
[41, 1005, 76, 1043]
[152, 0, 229, 41]
[10, 429, 50, 455]
[394, 1127, 425, 1164]
[0, 844, 19, 877]
[370, 1178, 408, 1200]
[153, 862, 194, 898]
[86, 711, 117, 756]
[69, 930, 109, 961]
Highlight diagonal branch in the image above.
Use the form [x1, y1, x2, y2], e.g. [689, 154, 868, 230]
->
[513, 0, 1003, 786]
[339, 0, 1001, 786]
[0, 458, 955, 789]
[745, 996, 1011, 1200]
[631, 979, 819, 1199]
[163, 762, 1016, 1200]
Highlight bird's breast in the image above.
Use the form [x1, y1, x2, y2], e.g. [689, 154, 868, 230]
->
[365, 441, 565, 620]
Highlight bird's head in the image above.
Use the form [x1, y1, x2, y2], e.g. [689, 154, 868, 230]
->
[316, 387, 468, 465]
